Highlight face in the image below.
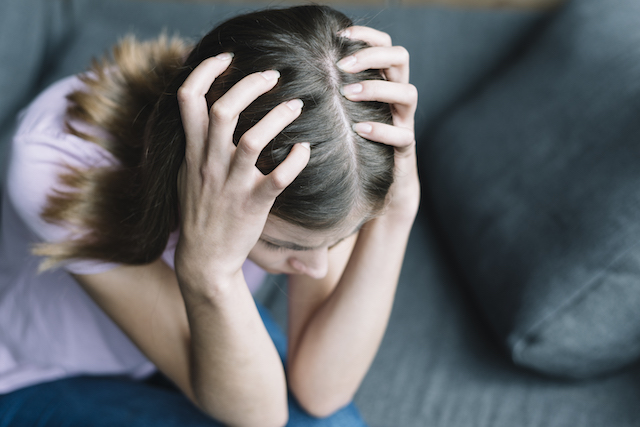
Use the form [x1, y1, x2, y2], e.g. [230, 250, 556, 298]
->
[248, 214, 364, 279]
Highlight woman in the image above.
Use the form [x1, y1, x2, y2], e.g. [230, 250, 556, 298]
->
[0, 5, 418, 426]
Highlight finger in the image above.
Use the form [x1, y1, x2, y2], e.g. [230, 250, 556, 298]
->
[340, 26, 392, 47]
[342, 80, 417, 124]
[177, 53, 233, 156]
[353, 122, 415, 154]
[207, 70, 281, 162]
[256, 142, 311, 202]
[230, 99, 304, 179]
[337, 46, 409, 83]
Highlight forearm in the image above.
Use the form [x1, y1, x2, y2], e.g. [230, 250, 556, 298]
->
[287, 213, 414, 416]
[180, 271, 288, 427]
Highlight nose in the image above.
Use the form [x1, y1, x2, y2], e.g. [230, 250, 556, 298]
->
[289, 248, 329, 279]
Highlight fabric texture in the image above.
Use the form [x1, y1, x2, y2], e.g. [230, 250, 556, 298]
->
[351, 213, 640, 427]
[0, 74, 266, 394]
[424, 0, 640, 378]
[0, 303, 368, 427]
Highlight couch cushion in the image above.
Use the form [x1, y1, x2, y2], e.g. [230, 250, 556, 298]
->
[425, 0, 640, 378]
[0, 0, 59, 182]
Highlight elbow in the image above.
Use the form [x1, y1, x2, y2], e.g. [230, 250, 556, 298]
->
[263, 407, 289, 427]
[192, 389, 289, 427]
[204, 401, 288, 427]
[293, 389, 353, 419]
[252, 409, 289, 427]
[199, 403, 289, 427]
[288, 374, 354, 419]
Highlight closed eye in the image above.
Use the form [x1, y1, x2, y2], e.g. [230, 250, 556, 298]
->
[260, 239, 290, 252]
[260, 234, 353, 252]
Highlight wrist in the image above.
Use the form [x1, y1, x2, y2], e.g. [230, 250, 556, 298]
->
[382, 191, 420, 225]
[176, 232, 246, 281]
[175, 254, 246, 304]
[363, 211, 414, 245]
[385, 167, 421, 222]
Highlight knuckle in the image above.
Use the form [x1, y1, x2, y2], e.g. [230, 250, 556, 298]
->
[381, 32, 393, 47]
[401, 131, 417, 148]
[177, 85, 197, 103]
[210, 101, 234, 123]
[405, 131, 417, 145]
[183, 151, 198, 168]
[198, 164, 215, 183]
[269, 171, 290, 191]
[395, 46, 410, 62]
[238, 134, 263, 156]
[407, 84, 418, 103]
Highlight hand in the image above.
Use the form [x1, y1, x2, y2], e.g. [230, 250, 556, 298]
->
[338, 27, 420, 221]
[174, 53, 310, 290]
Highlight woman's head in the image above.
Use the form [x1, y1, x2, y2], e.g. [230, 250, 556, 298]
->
[146, 5, 394, 234]
[37, 6, 395, 269]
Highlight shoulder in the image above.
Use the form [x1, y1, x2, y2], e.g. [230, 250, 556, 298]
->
[14, 75, 83, 138]
[6, 75, 117, 245]
[13, 74, 115, 166]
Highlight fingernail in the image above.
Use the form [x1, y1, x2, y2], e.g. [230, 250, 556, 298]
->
[338, 29, 351, 39]
[261, 70, 281, 81]
[300, 142, 310, 150]
[341, 83, 363, 97]
[286, 99, 304, 111]
[337, 56, 357, 71]
[353, 123, 372, 134]
[216, 52, 234, 61]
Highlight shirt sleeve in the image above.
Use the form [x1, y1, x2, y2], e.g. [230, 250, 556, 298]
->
[7, 130, 121, 275]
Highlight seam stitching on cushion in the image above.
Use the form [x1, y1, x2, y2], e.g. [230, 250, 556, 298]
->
[510, 236, 640, 364]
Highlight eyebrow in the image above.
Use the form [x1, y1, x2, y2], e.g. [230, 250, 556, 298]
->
[261, 222, 365, 251]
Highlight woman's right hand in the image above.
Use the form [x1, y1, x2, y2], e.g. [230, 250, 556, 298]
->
[174, 53, 310, 293]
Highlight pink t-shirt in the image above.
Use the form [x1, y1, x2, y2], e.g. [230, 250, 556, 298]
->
[0, 75, 266, 394]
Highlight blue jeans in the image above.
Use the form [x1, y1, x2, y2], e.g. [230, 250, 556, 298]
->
[0, 303, 368, 427]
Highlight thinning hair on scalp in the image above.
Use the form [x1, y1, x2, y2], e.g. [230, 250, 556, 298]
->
[35, 5, 394, 268]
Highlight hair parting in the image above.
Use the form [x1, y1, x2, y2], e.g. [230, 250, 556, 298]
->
[34, 6, 394, 269]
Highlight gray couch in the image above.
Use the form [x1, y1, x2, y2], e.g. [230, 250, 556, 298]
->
[2, 0, 640, 426]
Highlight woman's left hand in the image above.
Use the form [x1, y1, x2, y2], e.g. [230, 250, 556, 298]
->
[338, 26, 420, 221]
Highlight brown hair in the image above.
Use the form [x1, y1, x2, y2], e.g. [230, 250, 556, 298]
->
[35, 5, 394, 268]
